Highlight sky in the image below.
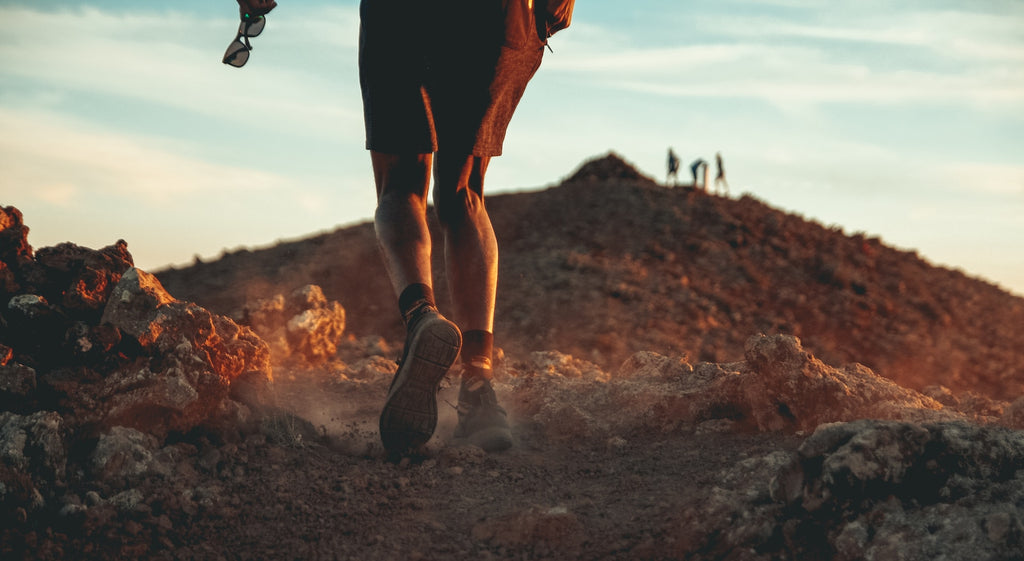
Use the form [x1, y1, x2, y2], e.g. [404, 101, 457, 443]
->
[1, 0, 1022, 296]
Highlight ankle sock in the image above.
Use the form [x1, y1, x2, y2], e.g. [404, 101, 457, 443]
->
[398, 283, 435, 325]
[461, 330, 494, 385]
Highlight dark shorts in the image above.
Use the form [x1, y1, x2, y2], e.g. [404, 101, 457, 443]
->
[359, 0, 544, 156]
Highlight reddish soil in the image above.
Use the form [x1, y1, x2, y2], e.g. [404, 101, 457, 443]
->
[6, 357, 803, 560]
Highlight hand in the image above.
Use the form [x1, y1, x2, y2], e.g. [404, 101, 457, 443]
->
[237, 0, 277, 18]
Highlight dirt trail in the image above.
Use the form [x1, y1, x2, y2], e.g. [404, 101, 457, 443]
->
[168, 371, 802, 561]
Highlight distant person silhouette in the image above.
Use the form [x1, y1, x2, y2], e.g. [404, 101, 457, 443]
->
[714, 152, 729, 195]
[667, 148, 680, 186]
[690, 158, 707, 190]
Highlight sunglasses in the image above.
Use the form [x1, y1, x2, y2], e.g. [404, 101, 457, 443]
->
[222, 14, 266, 68]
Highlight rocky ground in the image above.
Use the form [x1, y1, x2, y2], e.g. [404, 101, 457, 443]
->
[3, 151, 1024, 561]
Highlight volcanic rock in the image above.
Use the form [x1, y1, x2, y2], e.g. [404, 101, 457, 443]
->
[35, 240, 133, 319]
[0, 217, 275, 458]
[237, 284, 346, 366]
[88, 268, 274, 435]
[741, 334, 949, 431]
[765, 420, 1024, 560]
[0, 206, 33, 295]
[90, 426, 164, 485]
[507, 334, 959, 441]
[0, 411, 67, 517]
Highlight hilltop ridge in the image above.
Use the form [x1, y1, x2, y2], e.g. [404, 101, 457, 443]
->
[157, 152, 1024, 401]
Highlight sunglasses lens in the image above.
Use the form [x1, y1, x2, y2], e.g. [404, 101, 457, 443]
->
[244, 16, 266, 37]
[223, 40, 250, 67]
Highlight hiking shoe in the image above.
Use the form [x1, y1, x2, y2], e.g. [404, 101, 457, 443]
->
[379, 308, 462, 456]
[454, 377, 513, 452]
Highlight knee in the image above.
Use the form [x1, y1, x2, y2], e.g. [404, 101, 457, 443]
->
[372, 152, 431, 199]
[433, 186, 485, 227]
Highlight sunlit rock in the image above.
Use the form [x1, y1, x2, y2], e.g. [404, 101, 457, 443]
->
[238, 284, 345, 366]
[742, 334, 953, 431]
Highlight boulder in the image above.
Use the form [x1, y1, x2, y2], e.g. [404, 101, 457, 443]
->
[742, 334, 951, 431]
[0, 253, 273, 440]
[100, 267, 178, 349]
[0, 206, 33, 292]
[238, 284, 345, 365]
[0, 411, 67, 510]
[4, 294, 67, 366]
[90, 426, 167, 486]
[767, 420, 1024, 561]
[35, 240, 133, 318]
[90, 268, 273, 435]
[508, 334, 959, 440]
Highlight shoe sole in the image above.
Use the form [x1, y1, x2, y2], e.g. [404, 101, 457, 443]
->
[457, 426, 513, 453]
[379, 315, 461, 455]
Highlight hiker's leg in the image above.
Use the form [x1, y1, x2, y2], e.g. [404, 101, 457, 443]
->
[431, 153, 496, 333]
[371, 151, 435, 298]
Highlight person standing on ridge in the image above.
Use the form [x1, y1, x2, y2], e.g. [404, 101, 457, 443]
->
[714, 152, 729, 196]
[690, 158, 707, 190]
[667, 148, 680, 186]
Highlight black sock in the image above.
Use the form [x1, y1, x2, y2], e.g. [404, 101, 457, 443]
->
[461, 330, 494, 383]
[398, 283, 435, 325]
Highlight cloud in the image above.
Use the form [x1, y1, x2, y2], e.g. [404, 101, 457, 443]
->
[0, 108, 293, 204]
[547, 4, 1024, 109]
[0, 6, 363, 137]
[940, 162, 1024, 196]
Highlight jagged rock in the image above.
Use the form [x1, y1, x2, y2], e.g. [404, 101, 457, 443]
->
[238, 284, 345, 366]
[99, 268, 274, 429]
[34, 240, 133, 318]
[4, 293, 69, 367]
[741, 334, 953, 431]
[0, 207, 33, 296]
[0, 256, 274, 441]
[662, 420, 1024, 560]
[526, 351, 608, 381]
[62, 321, 121, 364]
[107, 488, 145, 513]
[0, 411, 67, 510]
[669, 485, 780, 561]
[63, 338, 267, 439]
[91, 426, 165, 485]
[509, 335, 958, 440]
[767, 420, 1024, 561]
[100, 267, 179, 348]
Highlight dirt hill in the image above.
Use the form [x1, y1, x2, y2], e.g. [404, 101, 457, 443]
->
[4, 155, 1024, 561]
[157, 152, 1024, 401]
